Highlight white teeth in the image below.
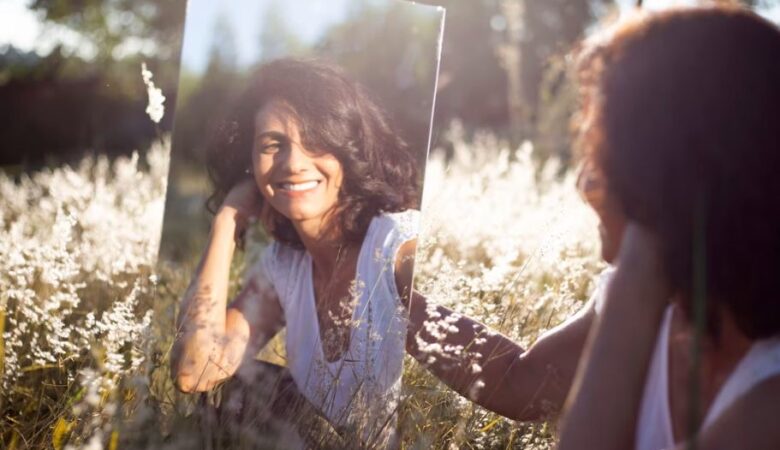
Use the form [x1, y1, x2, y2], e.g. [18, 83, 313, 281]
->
[281, 181, 319, 191]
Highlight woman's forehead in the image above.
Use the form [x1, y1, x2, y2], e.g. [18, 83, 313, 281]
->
[254, 100, 301, 138]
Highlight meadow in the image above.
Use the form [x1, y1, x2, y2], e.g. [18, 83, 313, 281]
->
[0, 125, 605, 449]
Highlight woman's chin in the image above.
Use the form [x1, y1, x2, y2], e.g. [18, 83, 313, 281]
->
[279, 207, 329, 225]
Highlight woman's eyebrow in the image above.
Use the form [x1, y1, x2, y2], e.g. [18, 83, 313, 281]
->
[254, 130, 288, 141]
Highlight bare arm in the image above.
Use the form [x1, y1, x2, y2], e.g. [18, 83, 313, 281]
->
[395, 240, 595, 421]
[171, 181, 284, 393]
[558, 224, 669, 450]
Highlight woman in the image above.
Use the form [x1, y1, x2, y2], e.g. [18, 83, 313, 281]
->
[558, 6, 780, 449]
[407, 6, 780, 449]
[171, 58, 421, 447]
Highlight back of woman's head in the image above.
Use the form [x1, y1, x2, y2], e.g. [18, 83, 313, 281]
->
[207, 58, 420, 247]
[577, 6, 780, 339]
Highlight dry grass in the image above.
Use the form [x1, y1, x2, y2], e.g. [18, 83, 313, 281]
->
[0, 126, 603, 449]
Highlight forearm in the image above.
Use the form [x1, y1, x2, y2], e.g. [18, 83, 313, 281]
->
[406, 292, 539, 419]
[557, 239, 668, 449]
[172, 209, 243, 391]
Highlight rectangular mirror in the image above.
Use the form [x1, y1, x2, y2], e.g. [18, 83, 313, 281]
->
[160, 1, 444, 447]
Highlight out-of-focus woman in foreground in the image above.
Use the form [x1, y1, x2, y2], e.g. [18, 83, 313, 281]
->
[558, 6, 780, 449]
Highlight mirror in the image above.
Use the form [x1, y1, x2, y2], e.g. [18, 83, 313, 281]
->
[159, 0, 444, 446]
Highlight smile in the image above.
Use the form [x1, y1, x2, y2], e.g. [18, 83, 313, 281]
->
[277, 180, 320, 192]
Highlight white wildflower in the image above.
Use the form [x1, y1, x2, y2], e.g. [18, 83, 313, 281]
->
[141, 62, 165, 123]
[82, 430, 104, 450]
[468, 379, 486, 400]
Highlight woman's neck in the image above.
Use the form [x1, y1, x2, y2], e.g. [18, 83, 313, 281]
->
[292, 216, 349, 278]
[675, 302, 753, 371]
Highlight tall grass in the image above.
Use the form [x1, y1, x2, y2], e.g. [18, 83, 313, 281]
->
[0, 142, 168, 449]
[0, 125, 603, 449]
[399, 124, 603, 448]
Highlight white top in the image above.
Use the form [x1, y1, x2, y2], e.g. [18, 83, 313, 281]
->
[591, 268, 780, 449]
[251, 210, 418, 444]
[635, 303, 780, 450]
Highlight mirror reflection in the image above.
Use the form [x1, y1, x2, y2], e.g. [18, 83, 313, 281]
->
[162, 1, 443, 446]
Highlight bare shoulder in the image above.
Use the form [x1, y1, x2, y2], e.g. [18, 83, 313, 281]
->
[696, 374, 780, 450]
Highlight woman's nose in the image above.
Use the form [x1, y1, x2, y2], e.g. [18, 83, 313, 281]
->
[279, 142, 310, 174]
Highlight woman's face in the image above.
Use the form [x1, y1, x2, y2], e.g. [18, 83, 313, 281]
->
[252, 100, 344, 228]
[578, 163, 626, 264]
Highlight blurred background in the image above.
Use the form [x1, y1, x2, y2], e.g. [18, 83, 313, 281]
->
[2, 0, 778, 170]
[3, 0, 780, 333]
[3, 1, 780, 448]
[3, 0, 778, 262]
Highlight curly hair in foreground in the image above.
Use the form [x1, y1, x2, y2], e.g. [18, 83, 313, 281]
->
[575, 6, 780, 339]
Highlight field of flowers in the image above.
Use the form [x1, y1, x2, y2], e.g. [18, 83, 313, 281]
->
[0, 125, 604, 449]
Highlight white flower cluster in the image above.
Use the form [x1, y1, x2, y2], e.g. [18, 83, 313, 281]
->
[416, 123, 604, 341]
[141, 62, 165, 124]
[65, 368, 117, 450]
[0, 140, 169, 391]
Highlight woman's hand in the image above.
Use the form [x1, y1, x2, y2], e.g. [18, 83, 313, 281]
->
[173, 178, 262, 391]
[610, 222, 671, 309]
[217, 179, 264, 235]
[558, 221, 670, 450]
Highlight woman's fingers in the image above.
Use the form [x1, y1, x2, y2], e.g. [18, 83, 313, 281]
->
[220, 179, 264, 223]
[614, 222, 672, 303]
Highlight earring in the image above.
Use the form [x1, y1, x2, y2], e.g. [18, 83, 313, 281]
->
[245, 168, 251, 175]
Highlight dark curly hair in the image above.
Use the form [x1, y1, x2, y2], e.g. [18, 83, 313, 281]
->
[575, 6, 780, 339]
[206, 58, 421, 248]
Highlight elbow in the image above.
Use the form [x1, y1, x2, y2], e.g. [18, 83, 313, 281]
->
[497, 354, 561, 423]
[170, 358, 199, 393]
[174, 373, 213, 393]
[170, 330, 245, 393]
[170, 348, 219, 393]
[172, 372, 194, 393]
[171, 359, 222, 393]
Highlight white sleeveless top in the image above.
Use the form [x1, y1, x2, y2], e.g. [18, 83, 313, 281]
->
[634, 306, 780, 450]
[254, 210, 418, 442]
[591, 268, 780, 449]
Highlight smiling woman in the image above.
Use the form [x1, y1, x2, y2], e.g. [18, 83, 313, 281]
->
[253, 100, 345, 231]
[206, 58, 421, 248]
[171, 58, 421, 448]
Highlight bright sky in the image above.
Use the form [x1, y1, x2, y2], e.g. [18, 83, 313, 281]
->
[0, 0, 98, 58]
[2, 0, 779, 65]
[180, 0, 355, 73]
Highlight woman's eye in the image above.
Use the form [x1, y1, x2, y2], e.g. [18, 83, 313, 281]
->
[259, 142, 281, 154]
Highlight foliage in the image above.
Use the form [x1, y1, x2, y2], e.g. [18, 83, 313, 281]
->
[0, 140, 168, 449]
[398, 125, 603, 448]
[28, 0, 185, 62]
[0, 125, 605, 448]
[0, 2, 184, 168]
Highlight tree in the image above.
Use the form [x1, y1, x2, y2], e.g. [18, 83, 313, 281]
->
[257, 0, 305, 61]
[171, 15, 242, 165]
[315, 1, 444, 157]
[29, 0, 185, 63]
